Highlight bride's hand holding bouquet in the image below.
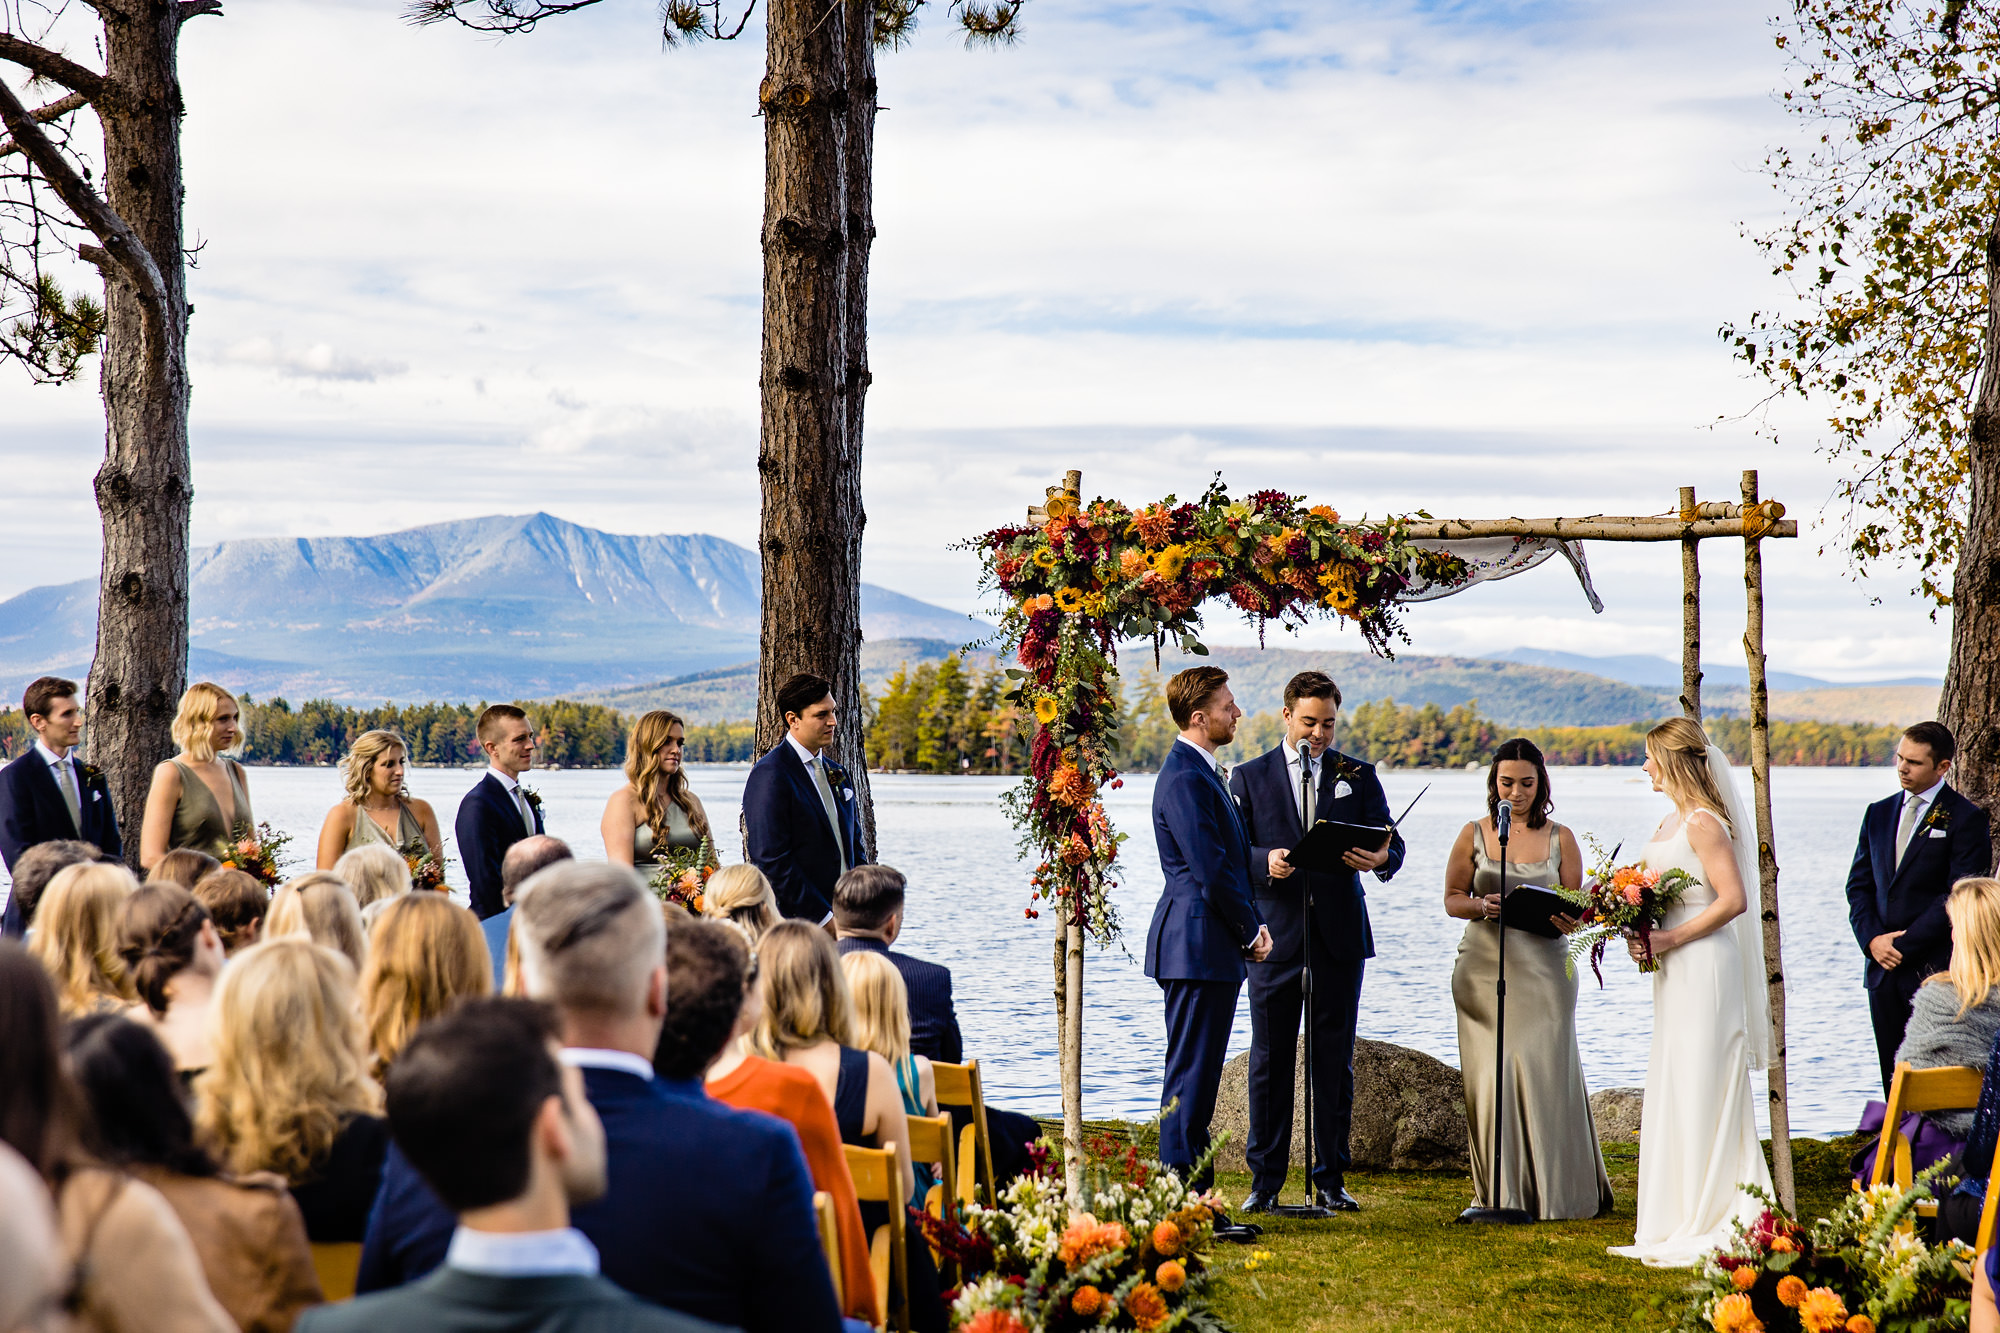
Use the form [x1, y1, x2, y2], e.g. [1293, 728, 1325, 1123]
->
[1560, 841, 1697, 982]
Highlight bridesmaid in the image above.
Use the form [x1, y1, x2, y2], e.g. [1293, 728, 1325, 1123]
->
[139, 683, 254, 871]
[314, 730, 443, 869]
[602, 710, 720, 871]
[1444, 737, 1613, 1220]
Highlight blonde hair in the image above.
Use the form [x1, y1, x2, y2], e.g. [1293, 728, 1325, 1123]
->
[702, 864, 781, 944]
[360, 894, 492, 1079]
[267, 871, 368, 976]
[195, 938, 381, 1181]
[340, 731, 409, 806]
[624, 711, 712, 853]
[27, 862, 139, 1015]
[1930, 878, 2000, 1016]
[754, 919, 854, 1058]
[1644, 716, 1733, 834]
[333, 843, 412, 909]
[171, 682, 240, 762]
[842, 949, 912, 1068]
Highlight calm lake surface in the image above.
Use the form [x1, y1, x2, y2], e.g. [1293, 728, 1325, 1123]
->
[50, 763, 1897, 1133]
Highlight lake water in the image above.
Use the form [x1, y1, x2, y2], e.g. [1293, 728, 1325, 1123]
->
[29, 763, 1896, 1134]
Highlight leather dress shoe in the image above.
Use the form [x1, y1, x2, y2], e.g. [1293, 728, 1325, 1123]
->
[1314, 1185, 1360, 1212]
[1239, 1191, 1279, 1216]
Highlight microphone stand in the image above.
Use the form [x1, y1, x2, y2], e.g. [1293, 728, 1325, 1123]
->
[1273, 740, 1333, 1221]
[1458, 800, 1532, 1225]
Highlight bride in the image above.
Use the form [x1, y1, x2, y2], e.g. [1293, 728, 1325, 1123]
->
[1608, 716, 1772, 1267]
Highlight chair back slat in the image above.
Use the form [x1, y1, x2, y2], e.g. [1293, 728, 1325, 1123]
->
[1872, 1063, 1984, 1226]
[1978, 1161, 2000, 1255]
[813, 1190, 843, 1312]
[844, 1142, 911, 1333]
[931, 1059, 998, 1207]
[905, 1112, 959, 1286]
[310, 1242, 362, 1303]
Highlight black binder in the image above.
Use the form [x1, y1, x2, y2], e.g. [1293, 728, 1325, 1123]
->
[1499, 885, 1572, 940]
[1282, 818, 1393, 874]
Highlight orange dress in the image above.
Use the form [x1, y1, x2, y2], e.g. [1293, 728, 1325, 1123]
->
[707, 1053, 880, 1326]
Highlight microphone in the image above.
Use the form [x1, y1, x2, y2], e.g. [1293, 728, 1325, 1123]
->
[1297, 739, 1313, 766]
[1495, 800, 1512, 843]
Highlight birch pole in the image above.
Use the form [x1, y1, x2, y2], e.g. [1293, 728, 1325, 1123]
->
[1062, 919, 1084, 1199]
[1741, 469, 1795, 1212]
[1679, 485, 1702, 720]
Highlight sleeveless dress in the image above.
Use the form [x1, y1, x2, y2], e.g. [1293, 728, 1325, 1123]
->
[169, 759, 254, 854]
[632, 799, 703, 865]
[1451, 821, 1614, 1219]
[1607, 812, 1772, 1266]
[894, 1054, 938, 1206]
[347, 802, 427, 860]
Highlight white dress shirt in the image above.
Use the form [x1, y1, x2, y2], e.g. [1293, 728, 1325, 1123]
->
[1175, 736, 1221, 772]
[559, 1047, 657, 1082]
[445, 1226, 600, 1277]
[485, 767, 535, 834]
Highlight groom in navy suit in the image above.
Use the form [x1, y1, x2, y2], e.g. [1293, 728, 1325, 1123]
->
[1145, 667, 1271, 1192]
[1229, 671, 1403, 1213]
[1, 676, 121, 936]
[742, 672, 869, 925]
[455, 704, 545, 920]
[1846, 720, 1993, 1092]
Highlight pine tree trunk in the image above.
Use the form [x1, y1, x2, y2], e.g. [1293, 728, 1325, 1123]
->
[755, 0, 874, 853]
[83, 0, 194, 853]
[1942, 218, 2000, 871]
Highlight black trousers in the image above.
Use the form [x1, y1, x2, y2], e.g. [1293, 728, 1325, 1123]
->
[1871, 965, 1930, 1093]
[1246, 943, 1364, 1195]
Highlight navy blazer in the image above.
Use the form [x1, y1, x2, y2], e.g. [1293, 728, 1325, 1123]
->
[0, 748, 121, 937]
[1846, 783, 1993, 988]
[836, 936, 962, 1064]
[741, 743, 867, 922]
[360, 1067, 838, 1333]
[455, 772, 544, 920]
[1144, 741, 1264, 982]
[1229, 745, 1404, 965]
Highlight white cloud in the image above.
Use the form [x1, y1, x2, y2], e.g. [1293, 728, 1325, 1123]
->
[215, 336, 407, 382]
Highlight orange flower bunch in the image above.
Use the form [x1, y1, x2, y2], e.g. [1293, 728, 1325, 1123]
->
[1069, 1286, 1105, 1317]
[1149, 1220, 1182, 1256]
[1709, 1292, 1762, 1333]
[962, 1312, 1029, 1333]
[1047, 764, 1093, 810]
[1056, 1216, 1129, 1268]
[1611, 865, 1659, 906]
[1155, 1259, 1187, 1292]
[1124, 1282, 1168, 1330]
[1128, 504, 1175, 548]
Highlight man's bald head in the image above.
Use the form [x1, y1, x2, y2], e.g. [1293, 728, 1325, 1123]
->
[501, 835, 572, 908]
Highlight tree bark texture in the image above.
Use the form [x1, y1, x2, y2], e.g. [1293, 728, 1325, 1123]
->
[1942, 218, 2000, 875]
[754, 0, 874, 855]
[1679, 485, 1702, 720]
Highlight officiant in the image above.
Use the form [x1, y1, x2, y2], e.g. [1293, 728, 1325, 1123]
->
[1229, 671, 1404, 1214]
[1443, 738, 1612, 1221]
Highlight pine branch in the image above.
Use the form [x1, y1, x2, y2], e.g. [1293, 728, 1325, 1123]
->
[0, 89, 89, 158]
[405, 0, 607, 34]
[0, 34, 107, 98]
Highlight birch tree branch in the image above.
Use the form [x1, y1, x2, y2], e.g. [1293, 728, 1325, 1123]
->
[0, 90, 90, 158]
[0, 35, 107, 98]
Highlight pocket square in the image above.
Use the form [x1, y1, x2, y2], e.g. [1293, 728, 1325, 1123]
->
[1929, 828, 1947, 839]
[1332, 780, 1353, 800]
[842, 787, 854, 802]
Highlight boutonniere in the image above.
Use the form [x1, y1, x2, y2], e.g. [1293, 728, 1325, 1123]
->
[519, 786, 543, 811]
[77, 762, 101, 782]
[1926, 803, 1952, 833]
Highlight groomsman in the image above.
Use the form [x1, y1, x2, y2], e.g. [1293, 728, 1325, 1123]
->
[743, 673, 868, 926]
[1229, 671, 1403, 1213]
[455, 704, 544, 920]
[1846, 720, 1993, 1092]
[1, 676, 122, 936]
[1144, 667, 1271, 1192]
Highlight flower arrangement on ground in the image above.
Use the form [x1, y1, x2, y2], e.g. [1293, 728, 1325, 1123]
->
[646, 838, 715, 913]
[216, 822, 292, 888]
[1674, 1174, 1971, 1333]
[1559, 837, 1695, 981]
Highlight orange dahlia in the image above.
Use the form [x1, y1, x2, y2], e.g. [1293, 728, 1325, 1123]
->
[962, 1313, 1028, 1333]
[1150, 1220, 1182, 1256]
[1156, 1259, 1187, 1292]
[1731, 1266, 1758, 1291]
[1775, 1276, 1808, 1308]
[1124, 1282, 1169, 1330]
[1070, 1286, 1105, 1317]
[1709, 1293, 1763, 1333]
[1057, 1217, 1128, 1268]
[1798, 1289, 1848, 1333]
[1845, 1317, 1876, 1333]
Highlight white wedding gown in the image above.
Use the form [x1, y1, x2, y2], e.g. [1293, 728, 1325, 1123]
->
[1607, 811, 1772, 1267]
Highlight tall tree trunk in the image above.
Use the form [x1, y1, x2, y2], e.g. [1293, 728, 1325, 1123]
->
[755, 0, 874, 851]
[84, 0, 194, 852]
[1942, 217, 2000, 872]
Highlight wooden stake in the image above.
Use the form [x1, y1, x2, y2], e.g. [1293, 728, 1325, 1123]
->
[1742, 469, 1795, 1212]
[1063, 920, 1085, 1201]
[1680, 485, 1702, 719]
[1402, 513, 1793, 542]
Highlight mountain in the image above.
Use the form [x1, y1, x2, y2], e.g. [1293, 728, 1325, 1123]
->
[1494, 647, 1941, 693]
[0, 515, 989, 704]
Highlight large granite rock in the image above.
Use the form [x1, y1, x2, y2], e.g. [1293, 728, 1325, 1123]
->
[1208, 1038, 1470, 1171]
[1589, 1087, 1644, 1144]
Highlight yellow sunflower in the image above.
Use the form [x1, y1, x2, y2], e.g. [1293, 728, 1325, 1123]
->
[1054, 587, 1085, 613]
[1150, 544, 1189, 579]
[1033, 547, 1058, 569]
[1034, 695, 1060, 725]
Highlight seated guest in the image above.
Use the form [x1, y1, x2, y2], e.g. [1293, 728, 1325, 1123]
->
[3, 838, 105, 938]
[0, 941, 235, 1333]
[832, 865, 961, 1063]
[484, 835, 572, 992]
[0, 677, 123, 936]
[303, 999, 720, 1333]
[116, 884, 227, 1076]
[66, 1013, 322, 1332]
[267, 871, 368, 976]
[843, 948, 939, 1128]
[333, 844, 412, 932]
[360, 893, 492, 1080]
[316, 730, 444, 870]
[701, 863, 782, 945]
[28, 861, 139, 1016]
[688, 920, 878, 1327]
[149, 848, 221, 890]
[192, 868, 269, 954]
[1898, 877, 2000, 1139]
[0, 1139, 66, 1333]
[359, 862, 842, 1333]
[196, 937, 389, 1242]
[140, 682, 254, 872]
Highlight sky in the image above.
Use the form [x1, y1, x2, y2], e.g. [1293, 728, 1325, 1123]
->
[0, 0, 1957, 681]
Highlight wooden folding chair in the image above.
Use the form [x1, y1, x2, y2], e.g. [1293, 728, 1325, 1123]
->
[845, 1142, 911, 1333]
[813, 1191, 844, 1313]
[931, 1059, 997, 1208]
[1871, 1062, 1984, 1226]
[1978, 1160, 2000, 1255]
[309, 1242, 362, 1302]
[904, 1112, 960, 1285]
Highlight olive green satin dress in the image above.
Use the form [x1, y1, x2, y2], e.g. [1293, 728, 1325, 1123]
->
[169, 759, 253, 854]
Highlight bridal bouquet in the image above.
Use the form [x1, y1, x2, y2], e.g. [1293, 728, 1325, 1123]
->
[646, 838, 714, 913]
[1558, 837, 1695, 982]
[406, 846, 449, 892]
[217, 822, 293, 888]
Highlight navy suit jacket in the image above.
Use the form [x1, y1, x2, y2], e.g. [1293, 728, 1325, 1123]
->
[360, 1067, 839, 1333]
[741, 743, 867, 922]
[1846, 783, 1992, 989]
[1230, 746, 1404, 965]
[455, 773, 544, 920]
[836, 936, 962, 1064]
[1144, 741, 1264, 982]
[0, 749, 121, 937]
